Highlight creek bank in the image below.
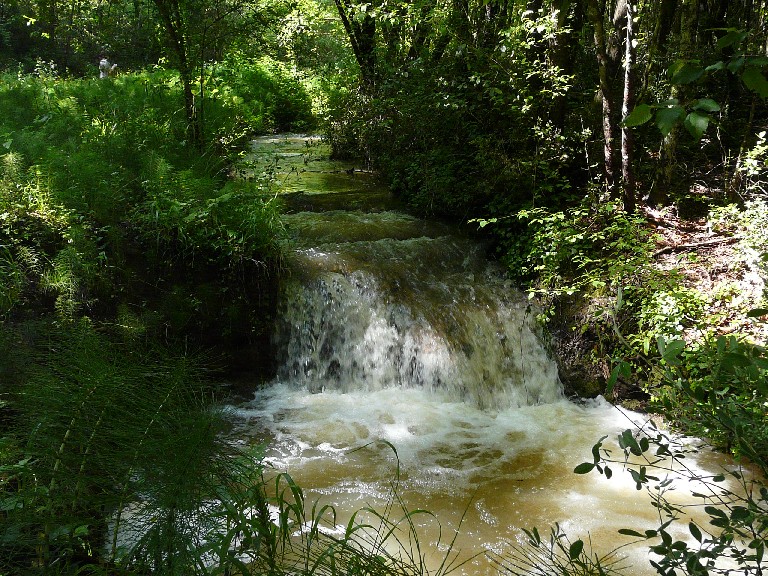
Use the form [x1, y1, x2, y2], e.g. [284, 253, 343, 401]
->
[544, 204, 768, 408]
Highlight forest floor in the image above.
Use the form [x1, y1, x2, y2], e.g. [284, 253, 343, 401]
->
[645, 204, 768, 345]
[575, 204, 768, 410]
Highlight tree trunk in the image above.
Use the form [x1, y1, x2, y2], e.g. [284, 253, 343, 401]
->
[649, 0, 697, 206]
[586, 0, 619, 196]
[620, 0, 636, 212]
[152, 0, 202, 146]
[639, 0, 677, 100]
[333, 0, 377, 87]
[548, 0, 578, 130]
[408, 0, 438, 61]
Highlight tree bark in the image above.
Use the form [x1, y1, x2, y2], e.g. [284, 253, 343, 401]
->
[586, 0, 619, 196]
[620, 0, 636, 212]
[548, 0, 578, 130]
[649, 0, 697, 207]
[639, 0, 677, 100]
[333, 0, 377, 86]
[152, 0, 201, 146]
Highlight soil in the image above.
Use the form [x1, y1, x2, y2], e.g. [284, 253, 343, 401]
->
[553, 204, 768, 406]
[644, 205, 767, 344]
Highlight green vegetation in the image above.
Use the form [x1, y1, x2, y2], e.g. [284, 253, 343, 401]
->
[0, 63, 302, 349]
[1, 326, 461, 574]
[0, 58, 307, 572]
[2, 0, 768, 573]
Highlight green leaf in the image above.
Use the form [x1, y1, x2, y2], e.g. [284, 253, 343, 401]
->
[663, 339, 686, 363]
[574, 462, 595, 474]
[606, 363, 622, 395]
[523, 526, 542, 546]
[742, 67, 768, 99]
[655, 105, 685, 137]
[693, 98, 721, 113]
[670, 61, 704, 84]
[747, 308, 768, 318]
[618, 529, 645, 538]
[717, 29, 748, 50]
[750, 539, 765, 560]
[569, 539, 584, 560]
[731, 506, 751, 521]
[728, 56, 746, 73]
[684, 111, 710, 139]
[705, 506, 727, 519]
[624, 104, 652, 127]
[592, 436, 607, 463]
[722, 352, 752, 368]
[705, 61, 726, 72]
[689, 522, 702, 542]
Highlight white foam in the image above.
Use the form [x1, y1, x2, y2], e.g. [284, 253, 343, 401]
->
[230, 387, 745, 575]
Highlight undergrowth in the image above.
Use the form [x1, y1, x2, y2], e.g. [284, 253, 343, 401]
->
[0, 64, 316, 573]
[0, 65, 294, 351]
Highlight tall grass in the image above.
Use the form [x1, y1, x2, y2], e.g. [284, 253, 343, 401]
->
[0, 324, 465, 575]
[0, 65, 292, 346]
[1, 325, 225, 570]
[0, 60, 467, 576]
[0, 61, 313, 574]
[0, 62, 459, 576]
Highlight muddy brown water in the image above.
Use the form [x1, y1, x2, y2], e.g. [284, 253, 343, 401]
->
[229, 135, 744, 575]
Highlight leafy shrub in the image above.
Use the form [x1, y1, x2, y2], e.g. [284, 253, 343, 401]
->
[1, 325, 231, 573]
[323, 7, 582, 221]
[488, 198, 666, 322]
[630, 287, 708, 355]
[1, 325, 461, 575]
[567, 418, 768, 576]
[207, 54, 315, 140]
[0, 152, 76, 316]
[0, 71, 287, 348]
[652, 335, 768, 465]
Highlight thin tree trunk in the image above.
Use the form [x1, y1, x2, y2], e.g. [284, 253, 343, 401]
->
[408, 0, 438, 60]
[640, 0, 677, 100]
[650, 0, 697, 206]
[586, 0, 619, 196]
[548, 0, 577, 130]
[333, 0, 376, 86]
[152, 0, 202, 146]
[728, 96, 757, 199]
[621, 0, 636, 212]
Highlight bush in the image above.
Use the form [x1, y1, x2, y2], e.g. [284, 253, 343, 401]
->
[0, 71, 286, 348]
[1, 325, 230, 572]
[652, 335, 768, 466]
[207, 54, 315, 140]
[0, 325, 462, 575]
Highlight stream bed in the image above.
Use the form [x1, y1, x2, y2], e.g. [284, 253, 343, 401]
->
[230, 135, 742, 575]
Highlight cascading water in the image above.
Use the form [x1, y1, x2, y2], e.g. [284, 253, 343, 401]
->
[231, 135, 743, 575]
[274, 227, 561, 409]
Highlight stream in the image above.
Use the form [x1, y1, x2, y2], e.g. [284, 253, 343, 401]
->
[230, 135, 741, 575]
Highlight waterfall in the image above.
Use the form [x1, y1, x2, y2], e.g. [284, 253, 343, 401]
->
[273, 210, 561, 410]
[227, 136, 741, 576]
